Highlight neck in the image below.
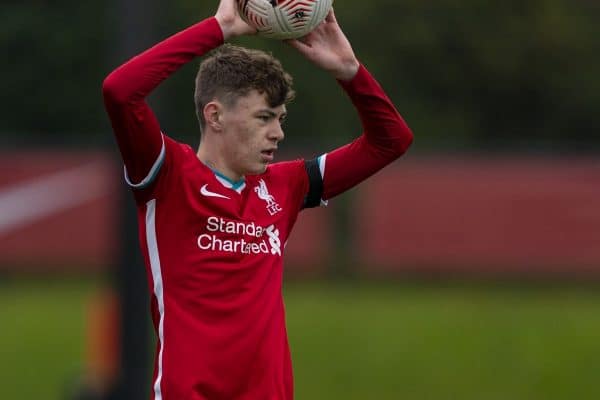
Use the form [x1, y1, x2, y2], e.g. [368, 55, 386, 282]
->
[197, 143, 244, 182]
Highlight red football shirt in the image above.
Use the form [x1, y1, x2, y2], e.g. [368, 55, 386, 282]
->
[135, 135, 308, 399]
[103, 16, 413, 400]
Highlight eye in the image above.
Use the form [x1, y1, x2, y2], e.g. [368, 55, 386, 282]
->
[258, 115, 270, 122]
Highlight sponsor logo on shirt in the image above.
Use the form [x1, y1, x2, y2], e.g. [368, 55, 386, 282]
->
[197, 216, 281, 256]
[254, 179, 282, 216]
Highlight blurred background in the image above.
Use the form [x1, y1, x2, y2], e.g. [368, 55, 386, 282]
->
[1, 0, 600, 399]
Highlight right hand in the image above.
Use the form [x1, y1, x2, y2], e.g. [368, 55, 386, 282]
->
[286, 9, 359, 81]
[215, 0, 256, 40]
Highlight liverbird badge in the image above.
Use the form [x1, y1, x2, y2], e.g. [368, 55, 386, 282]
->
[254, 179, 282, 216]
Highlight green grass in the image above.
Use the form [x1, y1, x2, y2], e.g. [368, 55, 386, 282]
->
[0, 277, 100, 399]
[285, 281, 600, 400]
[2, 277, 600, 399]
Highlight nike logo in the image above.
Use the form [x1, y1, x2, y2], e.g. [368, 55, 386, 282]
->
[200, 184, 230, 200]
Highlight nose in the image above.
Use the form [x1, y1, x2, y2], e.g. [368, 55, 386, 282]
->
[270, 122, 284, 142]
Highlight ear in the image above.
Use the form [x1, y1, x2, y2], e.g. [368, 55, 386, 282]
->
[203, 101, 223, 132]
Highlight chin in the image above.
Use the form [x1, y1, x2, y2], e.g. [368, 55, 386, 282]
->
[245, 164, 268, 176]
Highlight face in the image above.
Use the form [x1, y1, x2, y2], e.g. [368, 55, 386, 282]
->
[219, 90, 287, 177]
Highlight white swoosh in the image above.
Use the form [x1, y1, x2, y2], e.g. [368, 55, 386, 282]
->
[200, 184, 230, 200]
[0, 162, 106, 236]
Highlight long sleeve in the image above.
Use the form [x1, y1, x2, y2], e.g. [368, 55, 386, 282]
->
[321, 64, 414, 200]
[102, 17, 224, 185]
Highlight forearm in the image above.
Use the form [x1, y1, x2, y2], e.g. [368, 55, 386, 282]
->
[103, 17, 223, 105]
[102, 17, 223, 184]
[322, 65, 414, 199]
[337, 64, 413, 154]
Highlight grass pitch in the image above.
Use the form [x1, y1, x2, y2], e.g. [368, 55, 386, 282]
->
[286, 280, 600, 400]
[1, 277, 599, 399]
[0, 277, 96, 399]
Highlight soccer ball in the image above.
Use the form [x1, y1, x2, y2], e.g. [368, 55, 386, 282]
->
[236, 0, 333, 40]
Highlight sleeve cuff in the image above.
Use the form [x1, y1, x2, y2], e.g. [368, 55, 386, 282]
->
[124, 134, 166, 189]
[205, 16, 225, 46]
[336, 63, 370, 91]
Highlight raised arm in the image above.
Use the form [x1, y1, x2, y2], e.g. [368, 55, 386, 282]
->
[102, 0, 254, 186]
[288, 10, 413, 200]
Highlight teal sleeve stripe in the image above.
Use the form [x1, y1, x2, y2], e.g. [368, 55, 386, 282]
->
[124, 135, 166, 189]
[318, 154, 328, 206]
[317, 154, 327, 179]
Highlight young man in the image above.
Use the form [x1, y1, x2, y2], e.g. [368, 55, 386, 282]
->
[102, 0, 413, 398]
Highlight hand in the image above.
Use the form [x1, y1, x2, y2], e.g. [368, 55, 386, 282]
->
[286, 9, 360, 81]
[215, 0, 256, 40]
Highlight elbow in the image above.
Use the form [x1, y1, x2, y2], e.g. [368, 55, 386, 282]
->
[388, 127, 414, 158]
[365, 126, 414, 162]
[102, 71, 128, 105]
[102, 73, 119, 103]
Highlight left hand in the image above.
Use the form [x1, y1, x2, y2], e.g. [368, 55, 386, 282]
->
[215, 0, 256, 40]
[286, 9, 360, 81]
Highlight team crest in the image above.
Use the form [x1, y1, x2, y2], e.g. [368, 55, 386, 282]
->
[254, 179, 282, 216]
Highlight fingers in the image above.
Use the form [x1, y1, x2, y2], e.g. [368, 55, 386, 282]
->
[284, 38, 312, 52]
[325, 8, 336, 23]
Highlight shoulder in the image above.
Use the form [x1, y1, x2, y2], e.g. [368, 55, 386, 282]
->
[262, 156, 327, 210]
[264, 159, 306, 179]
[162, 135, 204, 175]
[246, 159, 309, 193]
[164, 135, 194, 160]
[131, 134, 199, 202]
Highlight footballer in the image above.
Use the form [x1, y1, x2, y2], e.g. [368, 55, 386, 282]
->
[102, 0, 413, 398]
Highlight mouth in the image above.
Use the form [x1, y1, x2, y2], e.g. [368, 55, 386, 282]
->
[261, 149, 276, 162]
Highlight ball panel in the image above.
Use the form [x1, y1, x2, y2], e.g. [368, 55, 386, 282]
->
[236, 0, 332, 40]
